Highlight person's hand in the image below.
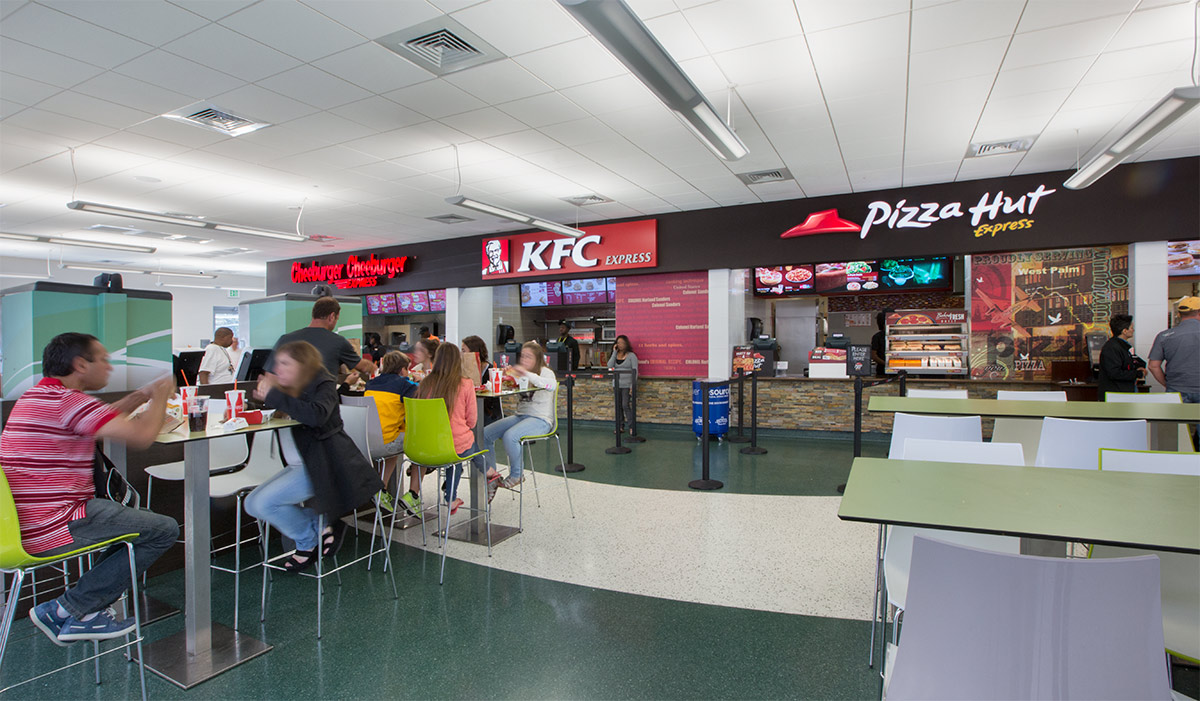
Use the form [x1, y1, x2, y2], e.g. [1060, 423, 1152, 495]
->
[345, 371, 361, 386]
[254, 373, 277, 401]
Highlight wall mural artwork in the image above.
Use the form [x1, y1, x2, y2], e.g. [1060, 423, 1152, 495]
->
[970, 245, 1129, 380]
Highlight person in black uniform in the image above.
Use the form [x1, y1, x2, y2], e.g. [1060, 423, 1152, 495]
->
[557, 322, 580, 370]
[1097, 314, 1144, 399]
[870, 310, 891, 377]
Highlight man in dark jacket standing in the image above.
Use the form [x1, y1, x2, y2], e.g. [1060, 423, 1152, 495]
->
[1097, 314, 1143, 399]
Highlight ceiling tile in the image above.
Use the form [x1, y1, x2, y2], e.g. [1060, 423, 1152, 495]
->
[793, 0, 909, 33]
[1108, 2, 1195, 51]
[807, 13, 909, 100]
[486, 129, 564, 156]
[41, 0, 209, 46]
[330, 96, 426, 132]
[0, 3, 152, 69]
[162, 24, 300, 83]
[440, 107, 528, 139]
[682, 0, 804, 54]
[444, 59, 552, 105]
[219, 0, 365, 62]
[70, 72, 195, 116]
[624, 0, 679, 21]
[560, 74, 659, 115]
[1082, 39, 1193, 83]
[513, 37, 627, 91]
[1015, 0, 1137, 33]
[989, 57, 1093, 100]
[35, 90, 154, 130]
[165, 0, 255, 21]
[2, 107, 116, 143]
[902, 160, 961, 186]
[313, 42, 432, 94]
[125, 115, 235, 148]
[495, 92, 588, 128]
[712, 36, 814, 88]
[384, 80, 486, 119]
[0, 38, 106, 88]
[1002, 15, 1126, 70]
[451, 0, 586, 58]
[91, 131, 195, 160]
[909, 37, 1009, 86]
[208, 83, 321, 125]
[910, 0, 1022, 52]
[115, 49, 245, 100]
[299, 0, 443, 38]
[642, 12, 709, 62]
[0, 71, 62, 106]
[258, 65, 372, 110]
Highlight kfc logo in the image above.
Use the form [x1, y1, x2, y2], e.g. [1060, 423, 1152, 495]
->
[482, 238, 509, 275]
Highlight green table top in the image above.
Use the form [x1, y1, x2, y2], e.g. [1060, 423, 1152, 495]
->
[838, 457, 1200, 553]
[868, 396, 1200, 423]
[154, 417, 299, 445]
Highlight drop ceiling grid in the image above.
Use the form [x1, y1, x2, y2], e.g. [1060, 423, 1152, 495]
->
[0, 0, 1195, 273]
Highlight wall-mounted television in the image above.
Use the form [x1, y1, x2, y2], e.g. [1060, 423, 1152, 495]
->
[365, 294, 383, 315]
[378, 293, 397, 314]
[428, 289, 446, 311]
[561, 277, 608, 305]
[520, 281, 563, 308]
[754, 257, 951, 297]
[606, 277, 616, 303]
[409, 290, 430, 312]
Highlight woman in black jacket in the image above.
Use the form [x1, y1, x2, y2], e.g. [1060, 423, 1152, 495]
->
[245, 340, 383, 573]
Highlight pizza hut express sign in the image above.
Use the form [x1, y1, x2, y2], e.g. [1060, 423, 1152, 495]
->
[481, 219, 656, 280]
[290, 253, 411, 290]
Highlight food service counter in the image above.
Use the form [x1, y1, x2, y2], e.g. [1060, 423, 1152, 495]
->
[499, 375, 1068, 437]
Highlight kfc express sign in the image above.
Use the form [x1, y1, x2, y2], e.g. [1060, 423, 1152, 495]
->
[481, 220, 657, 280]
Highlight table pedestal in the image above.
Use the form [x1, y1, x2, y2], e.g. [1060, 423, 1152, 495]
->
[137, 623, 272, 689]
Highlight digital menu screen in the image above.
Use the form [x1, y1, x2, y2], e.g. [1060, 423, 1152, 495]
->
[562, 277, 608, 305]
[1168, 240, 1200, 276]
[394, 292, 412, 312]
[520, 281, 563, 308]
[428, 289, 446, 311]
[606, 277, 616, 303]
[378, 293, 398, 314]
[878, 256, 952, 291]
[365, 295, 383, 315]
[754, 266, 814, 296]
[409, 290, 430, 312]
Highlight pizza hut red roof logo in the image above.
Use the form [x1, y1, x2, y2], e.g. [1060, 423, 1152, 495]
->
[780, 209, 861, 238]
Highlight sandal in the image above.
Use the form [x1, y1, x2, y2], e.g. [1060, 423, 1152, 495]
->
[449, 498, 463, 516]
[282, 548, 318, 574]
[321, 520, 348, 559]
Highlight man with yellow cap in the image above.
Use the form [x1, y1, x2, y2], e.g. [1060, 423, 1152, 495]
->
[1148, 296, 1200, 449]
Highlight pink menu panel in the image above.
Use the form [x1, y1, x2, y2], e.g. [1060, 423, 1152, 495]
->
[394, 292, 413, 312]
[428, 289, 446, 311]
[615, 271, 708, 377]
[561, 277, 608, 305]
[409, 290, 430, 312]
[379, 293, 397, 314]
[365, 295, 383, 315]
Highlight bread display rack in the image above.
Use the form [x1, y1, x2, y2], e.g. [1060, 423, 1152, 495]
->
[885, 309, 968, 375]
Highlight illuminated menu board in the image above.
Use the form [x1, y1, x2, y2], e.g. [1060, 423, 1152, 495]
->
[520, 281, 563, 308]
[755, 257, 950, 297]
[607, 277, 616, 303]
[365, 294, 383, 315]
[409, 290, 430, 312]
[562, 277, 608, 305]
[378, 293, 398, 314]
[428, 289, 446, 311]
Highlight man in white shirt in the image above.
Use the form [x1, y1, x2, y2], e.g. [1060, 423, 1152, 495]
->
[198, 327, 237, 384]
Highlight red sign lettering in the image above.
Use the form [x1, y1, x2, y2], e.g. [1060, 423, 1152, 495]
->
[291, 253, 411, 289]
[481, 220, 656, 280]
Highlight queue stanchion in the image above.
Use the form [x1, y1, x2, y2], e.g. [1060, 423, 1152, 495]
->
[727, 369, 749, 443]
[838, 370, 906, 494]
[739, 371, 767, 455]
[689, 379, 724, 490]
[625, 371, 645, 444]
[554, 373, 585, 473]
[605, 369, 631, 455]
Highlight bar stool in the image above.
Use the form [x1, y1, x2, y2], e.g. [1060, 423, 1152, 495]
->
[0, 470, 148, 699]
[515, 387, 575, 531]
[401, 398, 489, 585]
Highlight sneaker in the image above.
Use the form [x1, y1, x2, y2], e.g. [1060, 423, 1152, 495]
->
[57, 609, 137, 642]
[398, 491, 422, 518]
[377, 490, 395, 513]
[501, 474, 525, 490]
[29, 601, 70, 647]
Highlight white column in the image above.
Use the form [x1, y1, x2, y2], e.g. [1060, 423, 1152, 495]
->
[445, 286, 493, 348]
[708, 268, 740, 379]
[1130, 241, 1169, 389]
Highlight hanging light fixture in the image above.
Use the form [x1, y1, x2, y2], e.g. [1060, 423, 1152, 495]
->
[66, 201, 307, 242]
[445, 195, 586, 238]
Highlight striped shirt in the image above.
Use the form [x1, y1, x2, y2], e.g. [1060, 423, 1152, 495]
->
[0, 378, 117, 553]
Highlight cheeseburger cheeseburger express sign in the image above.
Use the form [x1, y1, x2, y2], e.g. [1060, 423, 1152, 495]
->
[481, 220, 656, 280]
[291, 253, 411, 289]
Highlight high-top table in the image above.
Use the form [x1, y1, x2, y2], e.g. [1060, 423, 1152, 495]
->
[141, 417, 297, 689]
[867, 396, 1200, 423]
[838, 457, 1200, 554]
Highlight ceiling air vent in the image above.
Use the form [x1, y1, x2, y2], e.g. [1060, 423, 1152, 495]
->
[375, 17, 503, 76]
[561, 194, 613, 206]
[967, 137, 1034, 158]
[736, 168, 793, 185]
[427, 214, 474, 224]
[162, 102, 271, 137]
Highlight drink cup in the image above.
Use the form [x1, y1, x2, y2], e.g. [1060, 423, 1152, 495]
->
[180, 385, 197, 411]
[225, 389, 246, 417]
[517, 375, 529, 391]
[188, 397, 209, 433]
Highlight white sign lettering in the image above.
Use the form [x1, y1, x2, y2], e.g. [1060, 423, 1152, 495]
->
[517, 234, 602, 273]
[858, 184, 1056, 239]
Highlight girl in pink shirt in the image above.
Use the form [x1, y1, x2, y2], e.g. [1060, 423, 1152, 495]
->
[414, 343, 478, 514]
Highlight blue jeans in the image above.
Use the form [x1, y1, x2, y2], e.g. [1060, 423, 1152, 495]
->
[38, 499, 179, 619]
[245, 465, 319, 551]
[480, 415, 552, 481]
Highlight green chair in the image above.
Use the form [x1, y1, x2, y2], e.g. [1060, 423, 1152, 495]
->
[402, 397, 489, 585]
[0, 468, 147, 699]
[516, 387, 575, 531]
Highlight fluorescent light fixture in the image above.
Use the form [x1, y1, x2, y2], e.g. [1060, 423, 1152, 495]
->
[0, 273, 50, 280]
[1065, 85, 1200, 189]
[59, 263, 217, 279]
[559, 0, 748, 161]
[67, 201, 307, 242]
[0, 231, 156, 253]
[163, 283, 265, 291]
[0, 232, 39, 242]
[445, 195, 585, 238]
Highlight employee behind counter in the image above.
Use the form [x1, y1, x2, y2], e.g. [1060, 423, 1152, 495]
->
[556, 322, 580, 371]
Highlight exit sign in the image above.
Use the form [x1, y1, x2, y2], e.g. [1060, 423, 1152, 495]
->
[227, 289, 240, 298]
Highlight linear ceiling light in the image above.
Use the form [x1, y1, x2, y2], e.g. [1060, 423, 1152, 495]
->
[558, 0, 748, 161]
[1064, 85, 1200, 189]
[162, 283, 265, 291]
[67, 201, 307, 242]
[0, 231, 157, 253]
[59, 263, 217, 279]
[445, 195, 586, 238]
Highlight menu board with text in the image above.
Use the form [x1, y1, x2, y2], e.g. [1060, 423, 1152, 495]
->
[606, 277, 616, 303]
[520, 281, 563, 308]
[616, 271, 708, 377]
[562, 277, 608, 305]
[365, 294, 383, 315]
[379, 293, 397, 314]
[428, 289, 446, 311]
[409, 290, 430, 312]
[395, 292, 413, 312]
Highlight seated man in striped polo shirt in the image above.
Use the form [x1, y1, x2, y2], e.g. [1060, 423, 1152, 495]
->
[0, 333, 179, 644]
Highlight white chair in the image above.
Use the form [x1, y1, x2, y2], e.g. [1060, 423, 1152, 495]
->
[1106, 392, 1195, 453]
[905, 388, 968, 398]
[515, 386, 575, 531]
[886, 537, 1171, 700]
[878, 439, 1022, 659]
[992, 389, 1068, 465]
[867, 413, 984, 666]
[339, 401, 403, 562]
[208, 430, 285, 630]
[1100, 449, 1200, 476]
[1034, 418, 1149, 470]
[145, 432, 250, 510]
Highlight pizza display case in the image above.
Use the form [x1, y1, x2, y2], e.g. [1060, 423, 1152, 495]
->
[885, 309, 969, 375]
